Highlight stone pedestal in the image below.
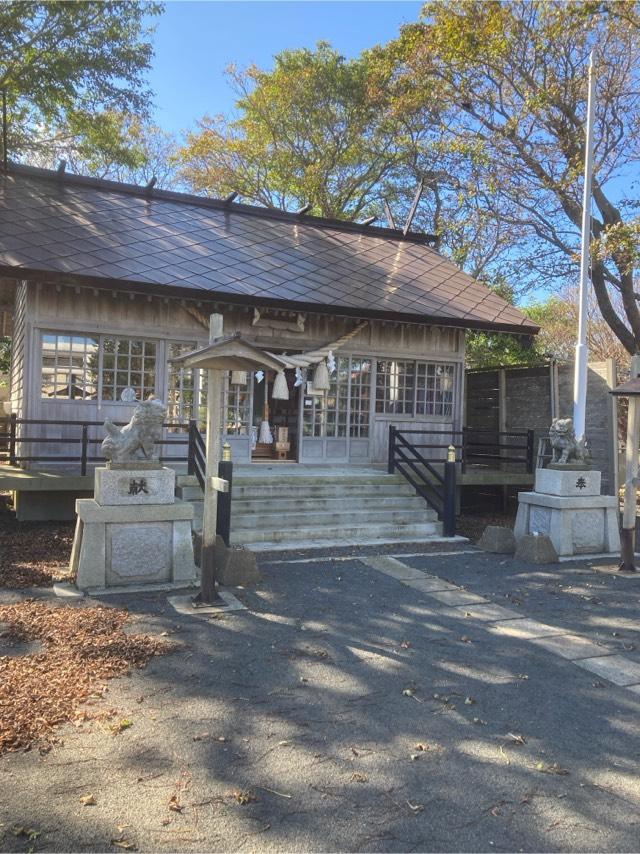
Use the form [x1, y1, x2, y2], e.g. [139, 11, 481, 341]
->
[72, 466, 197, 592]
[515, 468, 620, 557]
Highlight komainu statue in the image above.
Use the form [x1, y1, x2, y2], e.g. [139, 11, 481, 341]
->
[549, 417, 589, 466]
[101, 397, 166, 464]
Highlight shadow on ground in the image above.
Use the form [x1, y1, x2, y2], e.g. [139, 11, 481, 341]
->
[1, 553, 640, 852]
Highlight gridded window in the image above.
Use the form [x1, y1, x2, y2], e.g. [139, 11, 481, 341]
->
[303, 358, 352, 438]
[167, 342, 197, 429]
[416, 363, 455, 417]
[302, 392, 325, 437]
[101, 337, 156, 402]
[375, 360, 415, 415]
[41, 333, 99, 399]
[349, 357, 371, 437]
[224, 372, 251, 435]
[325, 358, 349, 437]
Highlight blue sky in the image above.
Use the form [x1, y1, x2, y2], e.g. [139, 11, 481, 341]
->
[148, 1, 423, 134]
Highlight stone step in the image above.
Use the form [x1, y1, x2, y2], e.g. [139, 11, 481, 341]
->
[230, 520, 441, 546]
[175, 485, 205, 501]
[231, 482, 418, 500]
[241, 533, 449, 552]
[232, 507, 435, 531]
[231, 495, 428, 514]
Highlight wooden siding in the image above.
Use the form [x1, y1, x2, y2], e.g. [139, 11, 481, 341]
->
[19, 281, 466, 469]
[9, 281, 28, 418]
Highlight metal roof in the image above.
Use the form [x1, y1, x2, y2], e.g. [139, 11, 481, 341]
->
[0, 164, 539, 335]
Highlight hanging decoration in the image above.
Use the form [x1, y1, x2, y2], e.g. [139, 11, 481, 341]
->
[255, 370, 264, 384]
[258, 419, 273, 443]
[230, 370, 248, 385]
[272, 370, 289, 400]
[313, 359, 330, 391]
[327, 350, 336, 375]
[294, 367, 305, 387]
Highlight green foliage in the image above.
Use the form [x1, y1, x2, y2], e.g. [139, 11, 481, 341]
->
[389, 0, 640, 353]
[0, 2, 163, 169]
[177, 42, 404, 218]
[0, 337, 11, 377]
[465, 278, 548, 368]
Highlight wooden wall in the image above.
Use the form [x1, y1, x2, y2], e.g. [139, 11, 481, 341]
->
[14, 279, 466, 468]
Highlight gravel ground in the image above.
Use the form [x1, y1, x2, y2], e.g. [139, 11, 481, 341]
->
[1, 550, 640, 852]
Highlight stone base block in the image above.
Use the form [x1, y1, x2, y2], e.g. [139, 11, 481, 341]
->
[72, 498, 197, 591]
[478, 525, 516, 554]
[534, 467, 600, 497]
[515, 491, 620, 557]
[214, 536, 261, 586]
[515, 533, 559, 564]
[94, 466, 176, 506]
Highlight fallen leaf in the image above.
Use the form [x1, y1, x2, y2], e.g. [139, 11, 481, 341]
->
[350, 772, 368, 783]
[400, 640, 411, 649]
[464, 697, 476, 705]
[80, 794, 97, 806]
[232, 789, 258, 805]
[110, 718, 133, 735]
[536, 761, 569, 775]
[111, 838, 137, 851]
[506, 733, 526, 745]
[192, 732, 209, 742]
[407, 801, 424, 813]
[168, 795, 183, 813]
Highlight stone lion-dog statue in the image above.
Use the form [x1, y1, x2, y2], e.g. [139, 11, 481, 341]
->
[549, 417, 589, 466]
[101, 397, 166, 464]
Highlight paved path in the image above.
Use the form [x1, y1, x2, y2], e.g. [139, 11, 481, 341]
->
[2, 548, 640, 852]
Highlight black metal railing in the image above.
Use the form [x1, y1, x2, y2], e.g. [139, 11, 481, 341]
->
[388, 426, 457, 536]
[387, 426, 535, 537]
[461, 427, 535, 473]
[187, 419, 206, 491]
[0, 414, 190, 475]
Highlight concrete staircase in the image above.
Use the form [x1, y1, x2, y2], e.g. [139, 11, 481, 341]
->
[175, 465, 442, 552]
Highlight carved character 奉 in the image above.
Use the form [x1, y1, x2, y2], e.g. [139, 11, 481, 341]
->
[101, 397, 166, 464]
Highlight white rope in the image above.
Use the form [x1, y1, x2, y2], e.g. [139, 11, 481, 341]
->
[265, 320, 368, 369]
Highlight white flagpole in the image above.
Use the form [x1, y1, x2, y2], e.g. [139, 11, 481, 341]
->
[573, 51, 596, 441]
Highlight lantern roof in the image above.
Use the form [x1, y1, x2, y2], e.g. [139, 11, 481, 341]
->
[610, 377, 640, 396]
[169, 333, 287, 372]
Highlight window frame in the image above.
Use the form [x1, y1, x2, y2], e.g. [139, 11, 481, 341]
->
[39, 330, 162, 405]
[374, 358, 457, 420]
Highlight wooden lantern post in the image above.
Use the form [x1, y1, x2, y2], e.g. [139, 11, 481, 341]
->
[167, 322, 287, 604]
[611, 354, 640, 573]
[199, 313, 224, 602]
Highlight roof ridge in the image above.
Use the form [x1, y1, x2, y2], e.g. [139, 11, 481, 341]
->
[2, 162, 440, 248]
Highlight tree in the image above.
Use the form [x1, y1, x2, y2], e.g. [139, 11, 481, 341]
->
[0, 2, 163, 168]
[42, 112, 180, 189]
[177, 43, 405, 218]
[391, 0, 640, 353]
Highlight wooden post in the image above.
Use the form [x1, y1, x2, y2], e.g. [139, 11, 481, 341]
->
[80, 424, 89, 476]
[9, 412, 16, 466]
[620, 354, 640, 572]
[198, 313, 224, 602]
[443, 445, 457, 537]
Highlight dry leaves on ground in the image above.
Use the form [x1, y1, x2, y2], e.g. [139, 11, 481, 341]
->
[0, 518, 75, 588]
[0, 600, 172, 753]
